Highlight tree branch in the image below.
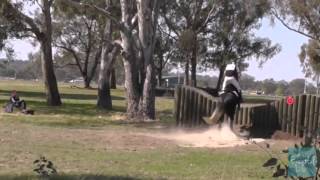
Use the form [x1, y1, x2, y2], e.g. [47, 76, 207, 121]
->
[48, 0, 54, 7]
[163, 15, 180, 37]
[55, 45, 84, 73]
[4, 1, 42, 38]
[88, 46, 102, 83]
[271, 9, 317, 40]
[35, 0, 44, 12]
[59, 0, 122, 30]
[196, 3, 217, 34]
[158, 23, 177, 42]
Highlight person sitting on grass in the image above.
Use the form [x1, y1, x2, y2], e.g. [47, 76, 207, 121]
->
[10, 90, 27, 112]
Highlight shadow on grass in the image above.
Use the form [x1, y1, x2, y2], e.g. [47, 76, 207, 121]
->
[0, 90, 125, 101]
[0, 174, 148, 180]
[0, 99, 126, 116]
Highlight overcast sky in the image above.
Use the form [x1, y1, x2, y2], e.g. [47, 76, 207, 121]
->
[0, 17, 309, 82]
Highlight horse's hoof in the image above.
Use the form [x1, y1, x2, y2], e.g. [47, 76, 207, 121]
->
[238, 130, 250, 138]
[202, 117, 219, 125]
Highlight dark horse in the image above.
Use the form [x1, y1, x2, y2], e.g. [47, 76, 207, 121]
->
[203, 64, 243, 134]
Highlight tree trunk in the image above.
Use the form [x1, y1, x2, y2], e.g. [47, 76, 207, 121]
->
[157, 52, 164, 86]
[97, 61, 112, 109]
[216, 65, 226, 90]
[97, 45, 112, 109]
[157, 68, 162, 87]
[123, 60, 141, 118]
[317, 74, 319, 95]
[140, 62, 156, 119]
[97, 47, 119, 109]
[110, 68, 116, 89]
[120, 0, 141, 118]
[190, 41, 197, 87]
[136, 0, 159, 120]
[84, 75, 91, 88]
[84, 81, 90, 89]
[88, 47, 102, 89]
[184, 60, 189, 85]
[97, 3, 119, 109]
[40, 0, 61, 106]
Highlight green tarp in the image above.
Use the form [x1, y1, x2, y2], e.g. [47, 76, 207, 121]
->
[288, 147, 318, 178]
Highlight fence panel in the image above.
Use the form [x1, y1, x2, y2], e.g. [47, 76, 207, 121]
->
[174, 86, 320, 137]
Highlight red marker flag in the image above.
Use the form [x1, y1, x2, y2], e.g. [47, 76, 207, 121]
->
[287, 96, 295, 105]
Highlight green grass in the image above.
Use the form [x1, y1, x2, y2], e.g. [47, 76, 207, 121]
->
[243, 95, 282, 104]
[0, 80, 174, 127]
[0, 80, 286, 180]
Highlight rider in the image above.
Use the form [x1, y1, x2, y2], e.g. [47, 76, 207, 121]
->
[203, 63, 243, 129]
[219, 63, 243, 128]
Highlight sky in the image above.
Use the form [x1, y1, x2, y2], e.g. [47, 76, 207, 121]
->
[248, 18, 308, 82]
[0, 17, 309, 82]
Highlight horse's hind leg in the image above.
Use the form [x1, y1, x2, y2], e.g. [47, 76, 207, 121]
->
[203, 102, 225, 125]
[228, 116, 234, 130]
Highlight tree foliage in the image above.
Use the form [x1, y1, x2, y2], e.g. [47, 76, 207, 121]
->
[272, 0, 320, 41]
[273, 0, 320, 93]
[53, 0, 108, 88]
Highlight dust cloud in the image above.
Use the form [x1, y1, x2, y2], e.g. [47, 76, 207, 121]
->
[152, 123, 264, 148]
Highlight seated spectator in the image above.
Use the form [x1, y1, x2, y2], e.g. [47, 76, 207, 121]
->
[10, 90, 27, 111]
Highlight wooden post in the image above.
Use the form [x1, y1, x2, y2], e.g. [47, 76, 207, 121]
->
[247, 107, 252, 125]
[175, 86, 181, 126]
[239, 106, 243, 125]
[196, 94, 203, 126]
[190, 91, 198, 127]
[180, 87, 186, 126]
[184, 88, 190, 127]
[239, 107, 243, 125]
[291, 96, 299, 136]
[304, 95, 311, 137]
[212, 100, 216, 112]
[278, 99, 283, 130]
[308, 95, 316, 136]
[274, 101, 280, 129]
[242, 107, 247, 125]
[207, 99, 212, 116]
[297, 95, 306, 137]
[313, 96, 319, 133]
[287, 100, 293, 134]
[282, 98, 288, 132]
[317, 97, 320, 133]
[202, 97, 208, 125]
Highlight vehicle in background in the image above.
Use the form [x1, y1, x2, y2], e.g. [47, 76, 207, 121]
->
[69, 77, 84, 83]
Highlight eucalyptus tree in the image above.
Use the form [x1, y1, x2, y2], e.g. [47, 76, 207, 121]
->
[160, 0, 218, 87]
[63, 0, 160, 119]
[53, 2, 106, 88]
[299, 40, 320, 94]
[0, 0, 61, 105]
[204, 0, 280, 89]
[272, 0, 320, 94]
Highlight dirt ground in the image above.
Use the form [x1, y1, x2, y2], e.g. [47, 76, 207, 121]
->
[0, 120, 304, 180]
[0, 120, 301, 153]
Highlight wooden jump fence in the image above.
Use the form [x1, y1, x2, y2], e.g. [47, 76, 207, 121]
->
[174, 85, 320, 138]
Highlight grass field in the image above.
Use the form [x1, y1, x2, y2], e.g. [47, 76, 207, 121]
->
[0, 80, 290, 180]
